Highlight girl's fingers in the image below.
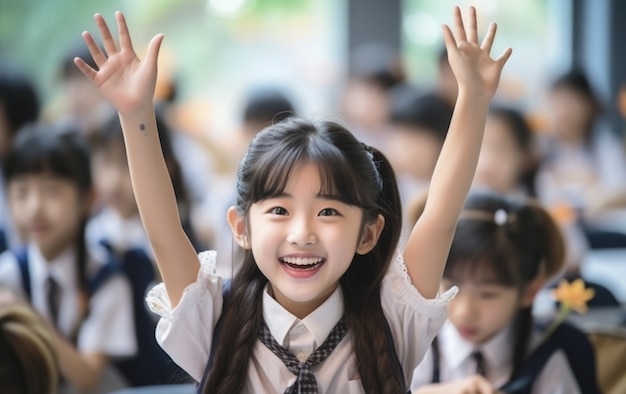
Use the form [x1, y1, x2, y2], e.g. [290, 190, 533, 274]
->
[116, 11, 134, 51]
[73, 57, 97, 80]
[145, 34, 165, 71]
[94, 13, 118, 56]
[441, 24, 457, 54]
[496, 47, 513, 67]
[81, 31, 107, 68]
[467, 6, 478, 44]
[480, 22, 497, 54]
[452, 6, 467, 43]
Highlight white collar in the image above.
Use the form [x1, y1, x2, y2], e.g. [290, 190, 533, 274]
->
[87, 208, 150, 254]
[440, 321, 514, 372]
[262, 285, 344, 348]
[29, 243, 78, 290]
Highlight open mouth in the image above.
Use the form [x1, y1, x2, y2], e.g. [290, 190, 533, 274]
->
[279, 256, 326, 271]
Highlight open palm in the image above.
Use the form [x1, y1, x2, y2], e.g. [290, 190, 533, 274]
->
[442, 6, 512, 99]
[74, 12, 163, 116]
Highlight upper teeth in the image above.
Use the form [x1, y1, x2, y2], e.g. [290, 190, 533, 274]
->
[282, 257, 323, 266]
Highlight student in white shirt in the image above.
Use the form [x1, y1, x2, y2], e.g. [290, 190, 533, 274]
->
[0, 126, 136, 393]
[74, 6, 511, 392]
[410, 191, 584, 394]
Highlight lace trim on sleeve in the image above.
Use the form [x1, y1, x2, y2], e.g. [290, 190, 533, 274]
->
[385, 253, 457, 317]
[146, 250, 218, 320]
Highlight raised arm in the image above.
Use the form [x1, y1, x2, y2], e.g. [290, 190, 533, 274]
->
[403, 6, 512, 298]
[75, 12, 198, 307]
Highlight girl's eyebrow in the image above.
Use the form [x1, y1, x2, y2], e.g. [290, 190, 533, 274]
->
[265, 192, 343, 202]
[316, 193, 344, 202]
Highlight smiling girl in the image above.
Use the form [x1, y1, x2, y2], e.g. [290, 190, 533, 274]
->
[74, 6, 511, 393]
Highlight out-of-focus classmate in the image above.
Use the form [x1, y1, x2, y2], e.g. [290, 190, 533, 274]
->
[0, 124, 136, 393]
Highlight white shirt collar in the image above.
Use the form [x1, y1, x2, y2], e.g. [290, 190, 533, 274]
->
[440, 321, 514, 372]
[30, 243, 77, 290]
[87, 208, 151, 255]
[262, 285, 344, 348]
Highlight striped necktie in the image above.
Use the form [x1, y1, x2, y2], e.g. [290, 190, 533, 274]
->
[258, 319, 347, 394]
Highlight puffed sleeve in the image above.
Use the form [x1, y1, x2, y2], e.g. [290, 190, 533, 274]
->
[146, 251, 225, 382]
[381, 253, 456, 387]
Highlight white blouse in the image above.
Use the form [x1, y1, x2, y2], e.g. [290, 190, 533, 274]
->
[147, 251, 456, 393]
[410, 321, 580, 394]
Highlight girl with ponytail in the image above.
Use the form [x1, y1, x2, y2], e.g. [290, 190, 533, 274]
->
[410, 191, 581, 394]
[74, 6, 511, 393]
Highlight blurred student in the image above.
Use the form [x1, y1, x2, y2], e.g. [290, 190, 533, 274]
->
[386, 87, 453, 230]
[339, 42, 405, 151]
[473, 106, 538, 197]
[0, 301, 59, 394]
[0, 124, 136, 393]
[410, 191, 586, 394]
[536, 70, 626, 213]
[0, 65, 41, 251]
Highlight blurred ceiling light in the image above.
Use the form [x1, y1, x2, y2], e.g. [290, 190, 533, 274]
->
[207, 0, 250, 17]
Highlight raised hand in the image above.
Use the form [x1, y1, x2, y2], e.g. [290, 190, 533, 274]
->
[74, 12, 163, 116]
[442, 6, 512, 100]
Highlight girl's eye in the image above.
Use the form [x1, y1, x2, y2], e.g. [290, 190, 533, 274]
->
[319, 208, 338, 216]
[270, 207, 287, 215]
[480, 291, 499, 300]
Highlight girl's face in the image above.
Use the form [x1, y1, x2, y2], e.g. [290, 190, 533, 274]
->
[7, 174, 88, 261]
[474, 115, 527, 194]
[232, 162, 383, 318]
[92, 142, 138, 218]
[442, 277, 521, 345]
[547, 87, 595, 142]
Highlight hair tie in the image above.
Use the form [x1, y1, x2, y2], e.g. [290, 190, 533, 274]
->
[494, 209, 508, 226]
[460, 208, 515, 226]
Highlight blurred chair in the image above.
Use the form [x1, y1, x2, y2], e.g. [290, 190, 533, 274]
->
[588, 330, 626, 394]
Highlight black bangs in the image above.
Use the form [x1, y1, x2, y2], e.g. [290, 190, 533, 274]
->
[444, 220, 522, 287]
[240, 119, 377, 211]
[3, 124, 91, 193]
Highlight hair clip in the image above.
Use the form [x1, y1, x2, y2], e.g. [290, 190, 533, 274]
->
[494, 209, 508, 226]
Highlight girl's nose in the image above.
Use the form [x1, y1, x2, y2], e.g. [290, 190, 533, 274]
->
[286, 218, 318, 246]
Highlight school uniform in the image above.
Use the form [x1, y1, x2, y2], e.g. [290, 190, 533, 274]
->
[0, 243, 137, 393]
[146, 250, 456, 393]
[410, 321, 580, 394]
[86, 208, 152, 258]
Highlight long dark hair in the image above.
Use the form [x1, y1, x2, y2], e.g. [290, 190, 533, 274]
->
[4, 124, 92, 293]
[445, 191, 565, 379]
[203, 118, 404, 393]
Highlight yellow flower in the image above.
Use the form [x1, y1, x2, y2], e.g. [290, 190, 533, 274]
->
[552, 278, 595, 314]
